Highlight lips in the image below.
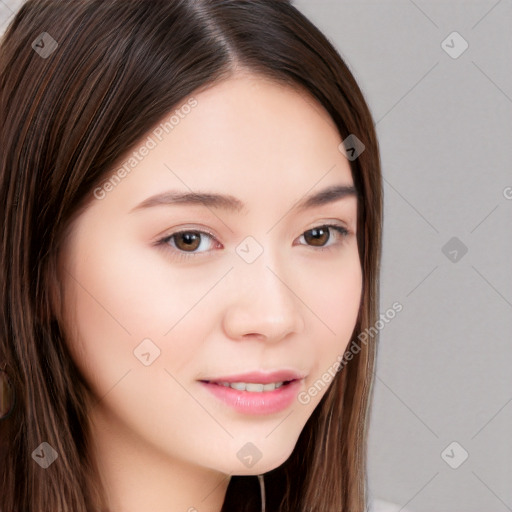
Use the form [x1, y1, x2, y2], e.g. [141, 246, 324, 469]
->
[198, 369, 307, 414]
[199, 369, 306, 385]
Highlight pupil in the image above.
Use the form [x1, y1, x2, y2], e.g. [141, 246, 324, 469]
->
[177, 232, 200, 251]
[305, 227, 329, 246]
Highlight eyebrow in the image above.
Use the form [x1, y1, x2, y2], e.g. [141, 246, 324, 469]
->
[129, 184, 357, 214]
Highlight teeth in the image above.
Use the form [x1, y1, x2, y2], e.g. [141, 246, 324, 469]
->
[217, 381, 285, 392]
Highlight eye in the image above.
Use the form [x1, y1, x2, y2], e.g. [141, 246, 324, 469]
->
[158, 229, 220, 258]
[296, 224, 350, 250]
[155, 223, 350, 261]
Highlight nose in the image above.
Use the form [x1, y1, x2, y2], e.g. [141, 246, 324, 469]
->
[222, 257, 305, 343]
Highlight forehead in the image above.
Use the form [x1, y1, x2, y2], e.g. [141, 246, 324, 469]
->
[96, 72, 355, 216]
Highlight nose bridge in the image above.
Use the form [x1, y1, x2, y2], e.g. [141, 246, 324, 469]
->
[249, 256, 291, 307]
[222, 243, 305, 340]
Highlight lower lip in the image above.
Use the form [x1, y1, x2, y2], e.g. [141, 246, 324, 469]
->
[199, 379, 302, 415]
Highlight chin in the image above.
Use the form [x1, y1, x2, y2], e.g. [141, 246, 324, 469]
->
[229, 443, 296, 476]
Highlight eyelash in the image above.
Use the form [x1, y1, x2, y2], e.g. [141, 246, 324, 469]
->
[155, 224, 350, 262]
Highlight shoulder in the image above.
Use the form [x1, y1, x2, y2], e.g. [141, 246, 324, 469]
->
[369, 499, 413, 512]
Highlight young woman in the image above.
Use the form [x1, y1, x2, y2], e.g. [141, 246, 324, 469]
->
[0, 1, 382, 511]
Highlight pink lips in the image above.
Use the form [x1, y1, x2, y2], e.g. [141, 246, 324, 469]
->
[199, 369, 305, 415]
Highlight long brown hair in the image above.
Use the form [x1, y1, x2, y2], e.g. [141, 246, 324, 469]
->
[0, 1, 382, 510]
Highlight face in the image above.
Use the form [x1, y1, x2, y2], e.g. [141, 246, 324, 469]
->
[58, 72, 362, 477]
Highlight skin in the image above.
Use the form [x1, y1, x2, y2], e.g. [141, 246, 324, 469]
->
[57, 71, 362, 512]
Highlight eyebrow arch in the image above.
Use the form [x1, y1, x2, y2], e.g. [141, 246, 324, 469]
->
[129, 184, 357, 214]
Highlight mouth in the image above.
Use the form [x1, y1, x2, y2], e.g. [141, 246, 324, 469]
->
[197, 370, 306, 415]
[199, 379, 296, 392]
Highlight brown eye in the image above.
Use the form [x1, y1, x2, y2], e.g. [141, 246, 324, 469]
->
[157, 228, 221, 260]
[157, 224, 349, 262]
[298, 224, 349, 250]
[303, 226, 330, 246]
[173, 231, 202, 251]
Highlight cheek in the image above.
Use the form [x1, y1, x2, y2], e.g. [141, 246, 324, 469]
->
[60, 234, 221, 393]
[299, 248, 362, 391]
[306, 248, 362, 342]
[59, 247, 138, 398]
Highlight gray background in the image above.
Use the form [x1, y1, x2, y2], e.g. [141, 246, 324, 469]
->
[291, 2, 512, 511]
[1, 1, 511, 511]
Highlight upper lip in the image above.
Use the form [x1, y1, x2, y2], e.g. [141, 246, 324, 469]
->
[200, 369, 306, 384]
